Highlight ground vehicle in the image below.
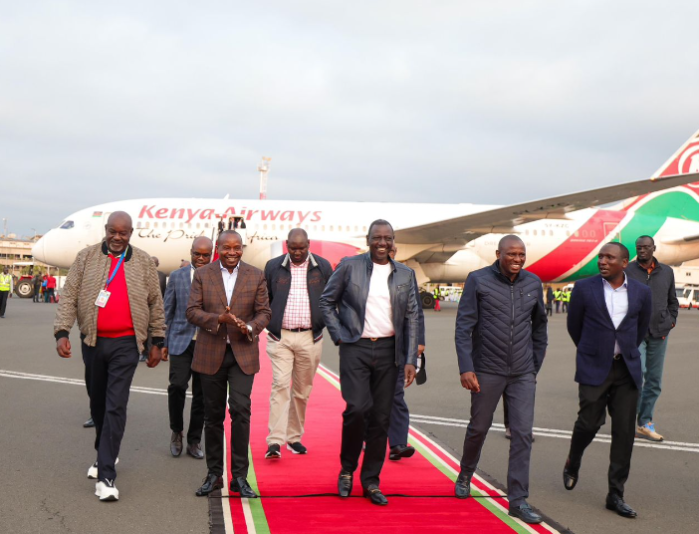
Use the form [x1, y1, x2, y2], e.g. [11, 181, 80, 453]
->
[11, 262, 58, 299]
[676, 285, 699, 309]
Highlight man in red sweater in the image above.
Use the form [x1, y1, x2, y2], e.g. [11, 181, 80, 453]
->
[54, 211, 165, 502]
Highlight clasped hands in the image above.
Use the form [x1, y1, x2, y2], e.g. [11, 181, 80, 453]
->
[218, 310, 249, 335]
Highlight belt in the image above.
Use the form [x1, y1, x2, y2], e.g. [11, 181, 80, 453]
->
[361, 336, 395, 342]
[613, 354, 622, 360]
[284, 327, 312, 333]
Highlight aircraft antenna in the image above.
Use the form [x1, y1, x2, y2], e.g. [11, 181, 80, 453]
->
[258, 157, 271, 200]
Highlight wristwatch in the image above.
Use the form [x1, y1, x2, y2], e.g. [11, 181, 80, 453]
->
[246, 324, 254, 341]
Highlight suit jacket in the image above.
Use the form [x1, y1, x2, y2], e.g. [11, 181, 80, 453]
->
[163, 265, 197, 356]
[567, 274, 652, 389]
[186, 260, 271, 376]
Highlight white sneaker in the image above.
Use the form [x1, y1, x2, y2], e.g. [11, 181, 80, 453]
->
[95, 480, 119, 501]
[87, 457, 119, 479]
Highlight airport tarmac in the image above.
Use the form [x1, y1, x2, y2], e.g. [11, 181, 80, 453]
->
[1, 298, 697, 533]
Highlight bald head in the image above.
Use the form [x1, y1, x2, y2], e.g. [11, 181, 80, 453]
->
[105, 211, 133, 254]
[107, 211, 132, 229]
[498, 234, 524, 252]
[191, 236, 214, 268]
[496, 234, 526, 282]
[287, 227, 310, 265]
[288, 228, 308, 241]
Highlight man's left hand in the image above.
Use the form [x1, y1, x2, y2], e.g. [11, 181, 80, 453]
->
[147, 346, 162, 368]
[404, 364, 416, 388]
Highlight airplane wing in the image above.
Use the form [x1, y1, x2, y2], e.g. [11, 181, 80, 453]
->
[394, 172, 699, 245]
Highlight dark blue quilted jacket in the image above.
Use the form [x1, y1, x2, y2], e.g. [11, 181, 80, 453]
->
[455, 261, 548, 376]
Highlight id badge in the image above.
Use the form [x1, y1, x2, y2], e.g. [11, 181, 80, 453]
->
[95, 289, 111, 308]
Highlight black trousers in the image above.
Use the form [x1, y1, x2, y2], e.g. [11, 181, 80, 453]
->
[82, 336, 139, 481]
[0, 290, 9, 316]
[199, 347, 254, 478]
[568, 357, 638, 497]
[388, 364, 409, 448]
[168, 340, 205, 445]
[339, 337, 398, 488]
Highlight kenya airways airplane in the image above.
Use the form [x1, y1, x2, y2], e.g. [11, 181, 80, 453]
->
[32, 130, 699, 297]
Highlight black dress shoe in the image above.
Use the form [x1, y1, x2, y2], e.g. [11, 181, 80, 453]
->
[563, 457, 580, 491]
[338, 470, 353, 498]
[389, 445, 416, 461]
[230, 477, 258, 498]
[195, 473, 223, 496]
[186, 442, 204, 459]
[170, 431, 183, 457]
[508, 502, 543, 524]
[363, 485, 388, 506]
[606, 494, 637, 518]
[455, 472, 471, 499]
[83, 418, 95, 428]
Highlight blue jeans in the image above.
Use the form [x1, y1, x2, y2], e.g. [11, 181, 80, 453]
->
[637, 335, 669, 426]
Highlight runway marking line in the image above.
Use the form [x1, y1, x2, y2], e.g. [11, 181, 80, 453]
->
[2, 368, 697, 455]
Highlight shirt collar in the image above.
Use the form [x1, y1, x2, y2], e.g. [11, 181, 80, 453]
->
[101, 241, 133, 262]
[602, 272, 628, 290]
[219, 260, 240, 274]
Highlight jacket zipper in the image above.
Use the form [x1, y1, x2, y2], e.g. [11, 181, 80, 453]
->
[508, 283, 515, 373]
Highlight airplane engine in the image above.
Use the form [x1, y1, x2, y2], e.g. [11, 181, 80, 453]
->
[419, 250, 489, 284]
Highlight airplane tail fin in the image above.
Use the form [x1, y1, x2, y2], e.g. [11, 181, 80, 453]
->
[617, 129, 699, 210]
[652, 129, 699, 178]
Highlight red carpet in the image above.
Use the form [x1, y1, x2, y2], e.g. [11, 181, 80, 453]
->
[221, 336, 560, 533]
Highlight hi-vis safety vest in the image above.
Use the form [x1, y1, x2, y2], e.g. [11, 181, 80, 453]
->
[562, 291, 571, 303]
[554, 290, 562, 301]
[0, 274, 11, 291]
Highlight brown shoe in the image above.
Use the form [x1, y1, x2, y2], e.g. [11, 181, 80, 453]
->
[187, 442, 204, 459]
[170, 431, 183, 457]
[636, 423, 663, 442]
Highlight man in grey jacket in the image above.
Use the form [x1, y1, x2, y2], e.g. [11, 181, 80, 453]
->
[320, 219, 419, 506]
[625, 235, 678, 442]
[454, 235, 547, 524]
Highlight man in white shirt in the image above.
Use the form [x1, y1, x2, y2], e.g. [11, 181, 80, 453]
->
[564, 242, 652, 518]
[320, 219, 420, 506]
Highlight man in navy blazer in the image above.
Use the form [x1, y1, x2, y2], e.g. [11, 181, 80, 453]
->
[163, 236, 213, 459]
[563, 242, 651, 519]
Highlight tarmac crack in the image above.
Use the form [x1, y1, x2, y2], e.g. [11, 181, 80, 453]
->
[40, 498, 73, 533]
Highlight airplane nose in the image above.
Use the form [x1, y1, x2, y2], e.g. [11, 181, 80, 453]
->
[32, 236, 47, 263]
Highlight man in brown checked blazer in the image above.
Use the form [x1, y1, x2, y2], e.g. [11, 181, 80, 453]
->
[186, 230, 271, 497]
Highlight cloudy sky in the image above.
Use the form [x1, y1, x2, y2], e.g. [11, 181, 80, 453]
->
[2, 1, 699, 237]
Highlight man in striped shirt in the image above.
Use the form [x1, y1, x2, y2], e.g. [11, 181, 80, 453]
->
[263, 229, 333, 459]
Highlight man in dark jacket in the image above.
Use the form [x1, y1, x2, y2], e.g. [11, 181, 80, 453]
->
[625, 235, 678, 442]
[454, 235, 547, 525]
[563, 242, 651, 518]
[263, 228, 333, 459]
[320, 219, 419, 506]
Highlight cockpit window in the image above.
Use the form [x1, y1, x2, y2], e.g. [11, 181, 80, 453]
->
[59, 220, 75, 229]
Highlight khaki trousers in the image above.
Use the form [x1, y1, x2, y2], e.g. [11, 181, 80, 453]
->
[266, 330, 323, 446]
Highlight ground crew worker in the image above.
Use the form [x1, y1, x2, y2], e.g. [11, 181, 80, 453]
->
[0, 267, 13, 318]
[554, 288, 563, 313]
[433, 287, 441, 312]
[562, 288, 571, 313]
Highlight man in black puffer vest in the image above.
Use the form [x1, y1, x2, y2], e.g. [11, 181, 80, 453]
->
[454, 235, 548, 525]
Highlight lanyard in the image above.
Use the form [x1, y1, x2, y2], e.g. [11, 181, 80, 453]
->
[105, 249, 127, 289]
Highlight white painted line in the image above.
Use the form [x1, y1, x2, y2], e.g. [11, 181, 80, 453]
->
[410, 414, 699, 453]
[221, 422, 235, 534]
[0, 370, 192, 397]
[241, 499, 256, 534]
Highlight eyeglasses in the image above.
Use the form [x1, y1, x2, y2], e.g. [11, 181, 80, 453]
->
[191, 252, 212, 258]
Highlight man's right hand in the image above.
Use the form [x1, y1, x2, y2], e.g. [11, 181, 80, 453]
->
[460, 371, 480, 393]
[57, 338, 72, 358]
[218, 312, 239, 325]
